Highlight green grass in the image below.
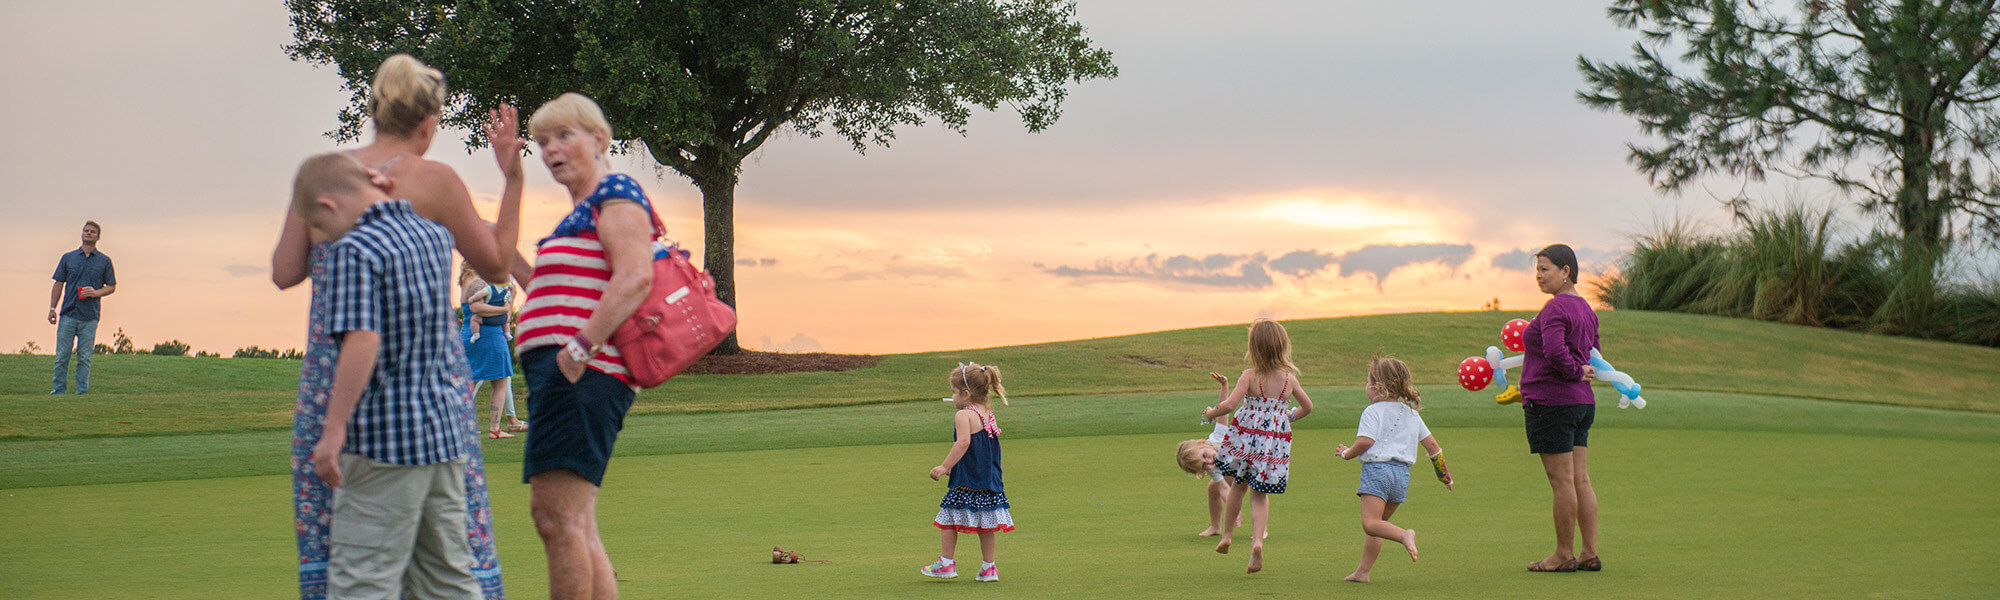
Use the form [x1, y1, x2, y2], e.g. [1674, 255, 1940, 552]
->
[4, 310, 1998, 598]
[7, 311, 2000, 442]
[9, 386, 2000, 489]
[4, 429, 1997, 599]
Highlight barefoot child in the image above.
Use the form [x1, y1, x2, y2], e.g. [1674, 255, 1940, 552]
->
[1174, 435, 1233, 536]
[1335, 354, 1454, 583]
[922, 363, 1013, 582]
[1201, 319, 1314, 574]
[1177, 373, 1243, 537]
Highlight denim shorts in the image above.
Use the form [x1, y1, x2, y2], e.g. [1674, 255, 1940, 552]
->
[1355, 461, 1411, 503]
[521, 347, 636, 487]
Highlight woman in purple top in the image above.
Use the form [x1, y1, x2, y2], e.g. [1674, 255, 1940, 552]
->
[1519, 244, 1603, 573]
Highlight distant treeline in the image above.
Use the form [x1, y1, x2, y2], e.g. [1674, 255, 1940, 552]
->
[15, 329, 294, 359]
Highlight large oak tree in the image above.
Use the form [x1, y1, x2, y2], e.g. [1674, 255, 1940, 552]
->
[288, 0, 1117, 353]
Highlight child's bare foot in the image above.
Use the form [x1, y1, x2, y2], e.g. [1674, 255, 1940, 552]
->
[1343, 571, 1369, 583]
[1246, 542, 1264, 573]
[1402, 529, 1419, 562]
[1214, 536, 1232, 554]
[1198, 525, 1222, 537]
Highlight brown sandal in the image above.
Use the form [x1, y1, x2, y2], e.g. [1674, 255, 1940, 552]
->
[1579, 556, 1601, 571]
[1528, 558, 1578, 572]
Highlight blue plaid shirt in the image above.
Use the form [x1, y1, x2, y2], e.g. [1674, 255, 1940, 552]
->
[323, 200, 470, 466]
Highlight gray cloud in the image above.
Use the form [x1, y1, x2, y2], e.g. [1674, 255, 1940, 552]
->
[1268, 250, 1338, 277]
[1046, 253, 1276, 288]
[1047, 244, 1480, 291]
[1490, 249, 1534, 272]
[222, 264, 264, 277]
[734, 258, 779, 267]
[1490, 246, 1620, 273]
[1336, 244, 1475, 291]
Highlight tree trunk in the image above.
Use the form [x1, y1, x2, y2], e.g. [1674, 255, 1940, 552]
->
[694, 159, 744, 355]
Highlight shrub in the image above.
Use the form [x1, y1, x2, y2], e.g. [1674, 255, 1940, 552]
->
[1600, 206, 1998, 347]
[232, 346, 302, 360]
[1595, 218, 1729, 312]
[150, 340, 192, 357]
[1937, 278, 2000, 347]
[110, 329, 136, 355]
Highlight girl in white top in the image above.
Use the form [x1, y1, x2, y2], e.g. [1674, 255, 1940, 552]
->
[1176, 375, 1241, 538]
[1335, 355, 1454, 583]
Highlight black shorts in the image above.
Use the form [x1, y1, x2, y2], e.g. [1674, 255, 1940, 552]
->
[1523, 401, 1594, 454]
[521, 346, 636, 487]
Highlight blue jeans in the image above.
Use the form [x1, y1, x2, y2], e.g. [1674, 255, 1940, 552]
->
[52, 316, 98, 394]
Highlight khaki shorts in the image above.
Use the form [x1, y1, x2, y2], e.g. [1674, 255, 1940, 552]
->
[329, 454, 480, 600]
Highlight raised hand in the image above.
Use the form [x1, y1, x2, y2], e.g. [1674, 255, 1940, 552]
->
[1209, 371, 1228, 385]
[484, 103, 524, 180]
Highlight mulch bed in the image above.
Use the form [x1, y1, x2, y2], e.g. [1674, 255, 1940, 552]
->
[683, 350, 883, 375]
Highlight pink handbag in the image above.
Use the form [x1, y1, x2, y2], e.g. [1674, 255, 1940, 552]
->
[609, 207, 737, 388]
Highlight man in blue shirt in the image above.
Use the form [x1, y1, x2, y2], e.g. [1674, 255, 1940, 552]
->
[49, 221, 116, 395]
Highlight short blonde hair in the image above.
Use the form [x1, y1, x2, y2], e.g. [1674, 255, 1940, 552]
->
[292, 152, 371, 222]
[1175, 439, 1214, 475]
[369, 54, 447, 137]
[529, 92, 613, 154]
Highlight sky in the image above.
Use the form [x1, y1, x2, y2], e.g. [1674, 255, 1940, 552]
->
[0, 0, 1822, 355]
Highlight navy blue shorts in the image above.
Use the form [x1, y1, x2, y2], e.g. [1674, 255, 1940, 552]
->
[521, 347, 636, 487]
[1523, 401, 1594, 454]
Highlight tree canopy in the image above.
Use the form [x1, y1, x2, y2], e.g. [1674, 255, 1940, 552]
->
[287, 0, 1118, 352]
[1577, 0, 2000, 249]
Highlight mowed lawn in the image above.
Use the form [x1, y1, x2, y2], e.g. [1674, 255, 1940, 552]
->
[4, 427, 1998, 599]
[3, 311, 1999, 598]
[7, 310, 1999, 442]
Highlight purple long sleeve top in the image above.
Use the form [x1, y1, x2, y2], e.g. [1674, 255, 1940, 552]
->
[1520, 294, 1600, 406]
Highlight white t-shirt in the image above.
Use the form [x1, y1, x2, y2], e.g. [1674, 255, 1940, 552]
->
[1206, 421, 1231, 445]
[1355, 401, 1431, 465]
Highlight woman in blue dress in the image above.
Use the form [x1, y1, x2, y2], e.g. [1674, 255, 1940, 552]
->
[460, 264, 525, 438]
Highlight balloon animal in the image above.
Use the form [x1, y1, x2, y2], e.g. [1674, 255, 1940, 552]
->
[1458, 319, 1647, 409]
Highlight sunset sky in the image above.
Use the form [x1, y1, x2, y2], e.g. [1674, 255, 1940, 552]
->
[0, 1, 1838, 355]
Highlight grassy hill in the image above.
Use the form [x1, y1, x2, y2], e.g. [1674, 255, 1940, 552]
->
[4, 310, 1998, 442]
[4, 311, 1999, 599]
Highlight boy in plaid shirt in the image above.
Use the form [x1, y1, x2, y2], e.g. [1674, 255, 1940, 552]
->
[293, 153, 481, 599]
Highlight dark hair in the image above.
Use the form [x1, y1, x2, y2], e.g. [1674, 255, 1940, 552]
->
[1536, 244, 1579, 284]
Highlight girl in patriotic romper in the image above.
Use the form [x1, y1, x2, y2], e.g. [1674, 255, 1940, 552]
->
[1201, 318, 1314, 574]
[922, 362, 1013, 583]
